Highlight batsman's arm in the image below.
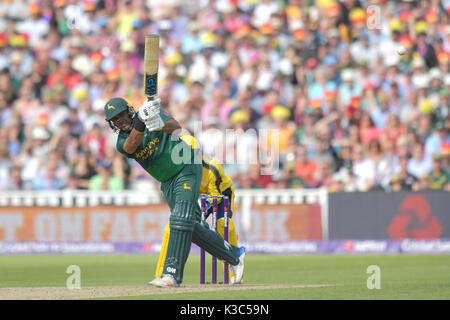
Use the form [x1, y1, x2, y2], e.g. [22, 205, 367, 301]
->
[123, 130, 144, 154]
[123, 118, 146, 154]
[161, 118, 181, 135]
[156, 106, 181, 135]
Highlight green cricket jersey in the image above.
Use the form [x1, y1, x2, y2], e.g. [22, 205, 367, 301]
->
[429, 171, 450, 190]
[116, 109, 193, 182]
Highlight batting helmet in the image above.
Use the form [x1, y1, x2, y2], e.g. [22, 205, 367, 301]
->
[104, 97, 136, 132]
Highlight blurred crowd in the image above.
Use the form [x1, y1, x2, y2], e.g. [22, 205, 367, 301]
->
[0, 0, 449, 193]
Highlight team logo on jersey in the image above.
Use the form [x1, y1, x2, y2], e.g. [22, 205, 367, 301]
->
[183, 183, 192, 191]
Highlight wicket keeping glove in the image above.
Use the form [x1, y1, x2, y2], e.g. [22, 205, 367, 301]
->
[138, 98, 161, 122]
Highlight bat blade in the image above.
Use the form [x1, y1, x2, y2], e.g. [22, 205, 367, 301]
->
[144, 34, 160, 100]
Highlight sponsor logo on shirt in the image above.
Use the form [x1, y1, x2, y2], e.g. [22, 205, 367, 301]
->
[135, 137, 160, 160]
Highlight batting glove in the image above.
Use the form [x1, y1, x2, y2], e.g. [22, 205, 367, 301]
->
[138, 98, 161, 122]
[145, 114, 165, 131]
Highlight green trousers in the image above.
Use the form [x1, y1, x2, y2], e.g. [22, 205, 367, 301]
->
[161, 163, 202, 221]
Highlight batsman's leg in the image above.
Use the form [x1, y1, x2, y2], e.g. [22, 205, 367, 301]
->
[160, 200, 195, 285]
[154, 164, 202, 287]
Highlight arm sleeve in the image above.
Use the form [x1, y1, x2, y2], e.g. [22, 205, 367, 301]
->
[214, 160, 234, 202]
[206, 170, 221, 198]
[206, 160, 225, 204]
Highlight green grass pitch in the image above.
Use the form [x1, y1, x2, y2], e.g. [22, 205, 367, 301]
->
[1, 254, 450, 299]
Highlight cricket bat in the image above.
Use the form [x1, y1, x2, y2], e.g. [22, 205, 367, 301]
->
[144, 34, 160, 101]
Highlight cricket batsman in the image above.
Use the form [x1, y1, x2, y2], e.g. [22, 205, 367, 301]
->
[154, 150, 241, 283]
[104, 96, 245, 287]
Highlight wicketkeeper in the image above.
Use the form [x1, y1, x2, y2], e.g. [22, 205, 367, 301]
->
[104, 97, 245, 287]
[154, 151, 241, 283]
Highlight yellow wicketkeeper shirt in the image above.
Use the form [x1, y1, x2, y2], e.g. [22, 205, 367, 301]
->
[200, 157, 234, 202]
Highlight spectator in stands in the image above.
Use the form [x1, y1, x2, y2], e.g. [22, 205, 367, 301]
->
[433, 90, 449, 124]
[246, 163, 275, 189]
[381, 138, 400, 185]
[415, 27, 439, 69]
[332, 165, 359, 192]
[416, 113, 433, 146]
[388, 174, 404, 192]
[370, 90, 394, 130]
[201, 86, 233, 128]
[335, 139, 353, 172]
[266, 105, 296, 156]
[310, 160, 335, 189]
[429, 154, 450, 190]
[349, 143, 371, 191]
[337, 69, 363, 112]
[399, 91, 420, 126]
[365, 138, 390, 191]
[309, 133, 336, 172]
[88, 159, 124, 191]
[414, 173, 432, 191]
[347, 124, 361, 146]
[381, 114, 404, 146]
[0, 128, 11, 190]
[294, 145, 317, 187]
[425, 121, 447, 161]
[198, 116, 223, 162]
[0, 0, 449, 193]
[408, 143, 432, 179]
[294, 108, 317, 151]
[6, 165, 23, 191]
[32, 161, 66, 190]
[359, 111, 380, 146]
[393, 154, 417, 191]
[71, 152, 97, 190]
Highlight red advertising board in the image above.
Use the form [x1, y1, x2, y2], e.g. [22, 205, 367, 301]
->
[0, 206, 170, 242]
[0, 203, 322, 242]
